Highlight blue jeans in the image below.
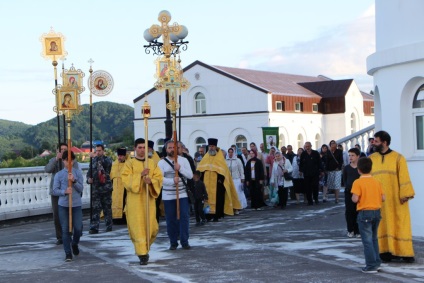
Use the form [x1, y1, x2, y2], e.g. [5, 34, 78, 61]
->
[163, 197, 190, 247]
[357, 209, 382, 270]
[58, 205, 83, 256]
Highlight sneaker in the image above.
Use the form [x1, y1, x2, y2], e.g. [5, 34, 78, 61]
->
[256, 208, 264, 211]
[56, 239, 63, 245]
[169, 245, 177, 250]
[234, 210, 240, 215]
[361, 267, 377, 274]
[89, 229, 98, 234]
[323, 199, 327, 203]
[139, 254, 149, 265]
[347, 232, 355, 238]
[106, 227, 113, 232]
[65, 254, 73, 262]
[72, 244, 79, 256]
[355, 234, 361, 238]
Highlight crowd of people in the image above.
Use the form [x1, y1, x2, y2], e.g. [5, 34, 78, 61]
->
[45, 131, 416, 273]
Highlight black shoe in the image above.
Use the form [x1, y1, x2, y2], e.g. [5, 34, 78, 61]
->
[195, 222, 201, 227]
[380, 252, 392, 263]
[56, 239, 63, 245]
[402, 257, 415, 263]
[72, 244, 79, 256]
[182, 244, 191, 250]
[106, 227, 112, 232]
[139, 254, 149, 265]
[200, 220, 206, 226]
[65, 254, 73, 262]
[212, 218, 219, 222]
[315, 200, 319, 204]
[89, 229, 98, 234]
[169, 245, 177, 250]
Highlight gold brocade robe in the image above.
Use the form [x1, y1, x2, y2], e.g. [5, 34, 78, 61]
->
[110, 154, 129, 219]
[197, 149, 241, 216]
[370, 151, 415, 257]
[121, 158, 163, 255]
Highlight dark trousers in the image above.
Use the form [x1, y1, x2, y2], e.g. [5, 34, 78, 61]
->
[51, 195, 62, 240]
[345, 190, 359, 234]
[278, 186, 288, 208]
[90, 190, 112, 231]
[249, 180, 265, 209]
[194, 199, 206, 223]
[304, 175, 319, 204]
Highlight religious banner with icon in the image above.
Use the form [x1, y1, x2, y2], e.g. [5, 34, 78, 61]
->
[63, 65, 85, 96]
[89, 70, 114, 97]
[262, 127, 279, 153]
[57, 88, 78, 111]
[40, 28, 67, 61]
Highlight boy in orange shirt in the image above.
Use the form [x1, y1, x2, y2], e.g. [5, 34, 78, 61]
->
[352, 157, 385, 274]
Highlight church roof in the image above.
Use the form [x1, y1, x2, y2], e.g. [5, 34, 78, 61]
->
[134, 60, 372, 102]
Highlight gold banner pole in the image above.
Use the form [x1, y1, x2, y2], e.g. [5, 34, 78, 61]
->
[142, 100, 151, 248]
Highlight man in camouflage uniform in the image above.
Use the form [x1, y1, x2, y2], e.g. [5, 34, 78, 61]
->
[87, 144, 113, 234]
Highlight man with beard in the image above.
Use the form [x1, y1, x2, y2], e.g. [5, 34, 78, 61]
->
[121, 138, 163, 265]
[158, 140, 193, 250]
[370, 131, 415, 263]
[197, 138, 241, 221]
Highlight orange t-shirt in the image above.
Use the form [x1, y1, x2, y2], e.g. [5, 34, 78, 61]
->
[351, 175, 384, 211]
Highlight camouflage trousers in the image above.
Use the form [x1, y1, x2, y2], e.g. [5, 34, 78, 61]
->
[90, 190, 112, 231]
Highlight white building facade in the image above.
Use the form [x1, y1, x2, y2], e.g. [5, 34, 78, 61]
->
[134, 61, 374, 155]
[367, 0, 424, 236]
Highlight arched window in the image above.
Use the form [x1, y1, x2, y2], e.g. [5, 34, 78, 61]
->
[413, 85, 424, 150]
[195, 92, 206, 114]
[297, 134, 304, 150]
[315, 134, 321, 150]
[235, 135, 247, 154]
[156, 138, 165, 154]
[195, 137, 206, 152]
[350, 113, 357, 134]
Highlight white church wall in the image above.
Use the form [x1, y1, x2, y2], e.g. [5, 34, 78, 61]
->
[367, 0, 424, 237]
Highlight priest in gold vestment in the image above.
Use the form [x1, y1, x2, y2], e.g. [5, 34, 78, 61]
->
[121, 138, 163, 265]
[370, 131, 415, 263]
[110, 148, 129, 223]
[197, 138, 241, 222]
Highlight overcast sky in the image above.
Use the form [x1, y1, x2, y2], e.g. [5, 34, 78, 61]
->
[0, 0, 375, 125]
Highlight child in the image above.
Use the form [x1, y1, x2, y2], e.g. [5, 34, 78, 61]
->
[343, 148, 361, 238]
[351, 157, 385, 273]
[52, 150, 84, 262]
[192, 170, 208, 226]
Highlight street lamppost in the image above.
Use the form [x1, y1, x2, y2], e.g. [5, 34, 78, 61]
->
[143, 10, 189, 140]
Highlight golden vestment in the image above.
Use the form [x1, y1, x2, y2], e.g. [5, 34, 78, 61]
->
[110, 154, 129, 219]
[121, 158, 163, 255]
[197, 149, 241, 215]
[370, 151, 415, 257]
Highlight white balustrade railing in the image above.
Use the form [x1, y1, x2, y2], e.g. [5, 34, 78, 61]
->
[0, 164, 90, 221]
[336, 124, 375, 153]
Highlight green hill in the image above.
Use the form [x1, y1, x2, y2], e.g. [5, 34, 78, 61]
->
[0, 101, 134, 159]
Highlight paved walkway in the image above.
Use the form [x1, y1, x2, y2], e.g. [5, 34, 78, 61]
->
[1, 199, 423, 283]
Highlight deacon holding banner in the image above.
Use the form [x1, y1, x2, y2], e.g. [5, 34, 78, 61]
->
[197, 138, 241, 222]
[121, 138, 163, 265]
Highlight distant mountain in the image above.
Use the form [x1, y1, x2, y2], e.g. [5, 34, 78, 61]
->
[0, 101, 134, 158]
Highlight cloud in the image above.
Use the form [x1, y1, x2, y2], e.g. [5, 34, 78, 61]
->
[238, 5, 376, 92]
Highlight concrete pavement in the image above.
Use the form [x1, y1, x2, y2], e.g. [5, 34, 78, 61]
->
[1, 199, 423, 283]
